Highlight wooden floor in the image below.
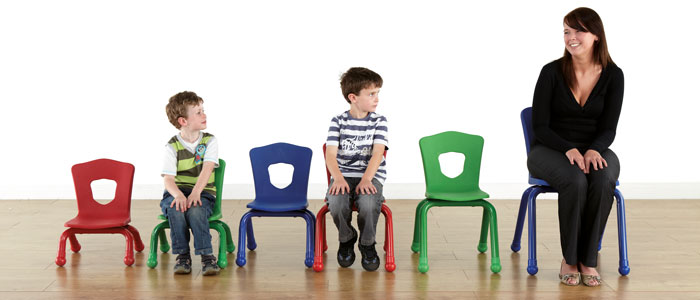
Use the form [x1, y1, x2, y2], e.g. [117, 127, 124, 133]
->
[1, 199, 700, 299]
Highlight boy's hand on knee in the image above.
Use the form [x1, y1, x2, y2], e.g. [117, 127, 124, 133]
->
[187, 192, 202, 208]
[171, 194, 188, 212]
[356, 178, 377, 195]
[329, 178, 350, 195]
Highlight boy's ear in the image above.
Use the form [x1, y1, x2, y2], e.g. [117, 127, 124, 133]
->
[348, 93, 357, 103]
[177, 116, 188, 128]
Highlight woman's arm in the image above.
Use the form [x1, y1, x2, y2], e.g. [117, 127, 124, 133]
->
[532, 62, 576, 153]
[589, 67, 624, 153]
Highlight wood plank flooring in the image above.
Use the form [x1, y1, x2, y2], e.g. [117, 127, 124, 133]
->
[1, 199, 699, 299]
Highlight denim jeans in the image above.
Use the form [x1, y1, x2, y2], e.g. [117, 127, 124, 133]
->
[160, 187, 215, 255]
[326, 177, 384, 246]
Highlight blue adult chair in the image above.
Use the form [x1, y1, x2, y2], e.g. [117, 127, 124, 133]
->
[236, 142, 316, 268]
[510, 107, 630, 276]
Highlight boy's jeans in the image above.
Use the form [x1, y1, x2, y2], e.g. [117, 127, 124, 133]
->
[326, 177, 384, 246]
[160, 187, 215, 255]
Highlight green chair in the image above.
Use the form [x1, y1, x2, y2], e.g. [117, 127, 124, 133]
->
[147, 159, 235, 269]
[411, 131, 501, 273]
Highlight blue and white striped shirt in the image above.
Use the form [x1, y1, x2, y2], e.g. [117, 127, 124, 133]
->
[326, 111, 388, 183]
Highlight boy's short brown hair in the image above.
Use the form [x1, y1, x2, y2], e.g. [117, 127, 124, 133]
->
[166, 91, 203, 129]
[340, 67, 383, 104]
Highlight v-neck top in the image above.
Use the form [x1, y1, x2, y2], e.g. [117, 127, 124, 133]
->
[531, 58, 624, 153]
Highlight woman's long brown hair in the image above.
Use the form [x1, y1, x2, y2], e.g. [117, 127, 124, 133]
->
[562, 7, 614, 91]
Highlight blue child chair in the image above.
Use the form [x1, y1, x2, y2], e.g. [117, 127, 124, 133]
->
[510, 107, 630, 275]
[236, 142, 316, 268]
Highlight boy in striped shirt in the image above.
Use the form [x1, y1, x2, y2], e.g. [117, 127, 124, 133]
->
[161, 91, 220, 275]
[326, 67, 388, 271]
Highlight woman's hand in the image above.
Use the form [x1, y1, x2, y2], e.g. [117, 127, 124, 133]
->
[583, 149, 607, 174]
[565, 148, 586, 172]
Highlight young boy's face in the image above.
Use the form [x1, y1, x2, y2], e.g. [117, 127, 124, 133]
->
[351, 85, 380, 113]
[181, 103, 207, 131]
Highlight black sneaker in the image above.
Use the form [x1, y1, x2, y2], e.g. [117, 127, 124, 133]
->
[337, 227, 357, 268]
[173, 253, 192, 274]
[201, 254, 220, 276]
[358, 243, 380, 271]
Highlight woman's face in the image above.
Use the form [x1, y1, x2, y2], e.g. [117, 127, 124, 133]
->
[563, 23, 598, 58]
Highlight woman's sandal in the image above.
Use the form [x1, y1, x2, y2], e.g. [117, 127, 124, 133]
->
[559, 272, 581, 286]
[581, 274, 602, 287]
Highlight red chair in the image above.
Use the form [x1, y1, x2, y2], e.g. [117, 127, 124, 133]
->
[55, 159, 145, 266]
[313, 144, 395, 272]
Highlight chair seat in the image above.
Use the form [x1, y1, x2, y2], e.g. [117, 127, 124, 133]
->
[65, 216, 130, 229]
[246, 198, 308, 212]
[158, 212, 222, 221]
[425, 189, 490, 201]
[529, 176, 620, 187]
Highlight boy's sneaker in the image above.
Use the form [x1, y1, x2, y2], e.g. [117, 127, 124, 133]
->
[201, 254, 220, 276]
[173, 253, 192, 274]
[337, 227, 357, 268]
[358, 243, 380, 271]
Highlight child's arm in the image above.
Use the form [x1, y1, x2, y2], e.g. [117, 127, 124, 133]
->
[325, 145, 349, 195]
[164, 175, 188, 212]
[186, 161, 216, 208]
[356, 144, 386, 195]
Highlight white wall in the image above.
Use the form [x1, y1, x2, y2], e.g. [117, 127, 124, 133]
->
[2, 0, 699, 199]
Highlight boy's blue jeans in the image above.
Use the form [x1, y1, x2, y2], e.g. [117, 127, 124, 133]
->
[160, 187, 215, 255]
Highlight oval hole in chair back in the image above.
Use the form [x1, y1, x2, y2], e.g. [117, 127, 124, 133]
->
[90, 179, 118, 205]
[438, 152, 465, 179]
[268, 163, 295, 190]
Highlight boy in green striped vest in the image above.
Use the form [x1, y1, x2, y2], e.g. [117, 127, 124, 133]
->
[161, 91, 220, 275]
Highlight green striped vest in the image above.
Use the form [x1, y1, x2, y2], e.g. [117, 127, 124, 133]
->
[168, 132, 216, 196]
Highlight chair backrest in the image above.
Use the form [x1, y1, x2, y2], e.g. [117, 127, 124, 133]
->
[71, 158, 135, 221]
[521, 107, 535, 155]
[521, 107, 552, 186]
[210, 158, 226, 219]
[249, 143, 313, 206]
[322, 143, 386, 185]
[418, 131, 485, 195]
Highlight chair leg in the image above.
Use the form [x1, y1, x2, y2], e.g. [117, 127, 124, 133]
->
[219, 221, 236, 253]
[68, 233, 81, 253]
[158, 227, 170, 253]
[56, 228, 75, 266]
[246, 219, 257, 251]
[418, 201, 434, 273]
[381, 204, 396, 272]
[511, 187, 533, 252]
[321, 205, 328, 252]
[526, 188, 539, 275]
[313, 205, 330, 272]
[477, 207, 489, 253]
[119, 227, 135, 266]
[236, 212, 253, 267]
[210, 221, 228, 269]
[302, 209, 316, 268]
[411, 199, 429, 253]
[125, 225, 144, 252]
[147, 221, 169, 268]
[615, 188, 630, 275]
[483, 201, 501, 273]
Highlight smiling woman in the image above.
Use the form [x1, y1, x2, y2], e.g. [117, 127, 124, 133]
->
[527, 7, 624, 288]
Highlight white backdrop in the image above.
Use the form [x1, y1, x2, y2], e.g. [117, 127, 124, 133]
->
[2, 0, 699, 199]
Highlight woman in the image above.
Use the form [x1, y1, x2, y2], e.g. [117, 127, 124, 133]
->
[527, 7, 624, 287]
